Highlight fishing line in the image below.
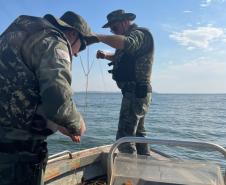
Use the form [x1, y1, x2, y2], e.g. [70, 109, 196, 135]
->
[98, 61, 107, 92]
[78, 47, 96, 154]
[79, 47, 95, 114]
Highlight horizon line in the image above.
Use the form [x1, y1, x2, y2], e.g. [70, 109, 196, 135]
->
[73, 91, 226, 95]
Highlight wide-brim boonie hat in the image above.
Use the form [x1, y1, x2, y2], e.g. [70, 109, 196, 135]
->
[102, 9, 136, 28]
[44, 11, 93, 51]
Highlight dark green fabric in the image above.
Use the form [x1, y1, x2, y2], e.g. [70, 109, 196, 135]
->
[60, 11, 92, 37]
[43, 11, 92, 37]
[0, 141, 48, 185]
[44, 11, 98, 50]
[111, 24, 154, 155]
[0, 15, 81, 135]
[111, 24, 154, 90]
[102, 9, 136, 28]
[116, 92, 151, 155]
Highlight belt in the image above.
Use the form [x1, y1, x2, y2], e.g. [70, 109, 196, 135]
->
[122, 83, 152, 94]
[121, 83, 136, 94]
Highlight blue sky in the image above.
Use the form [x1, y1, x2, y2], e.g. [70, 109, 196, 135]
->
[0, 0, 226, 93]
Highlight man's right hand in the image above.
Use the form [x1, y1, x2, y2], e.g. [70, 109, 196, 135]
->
[70, 117, 86, 143]
[58, 117, 86, 143]
[96, 50, 106, 59]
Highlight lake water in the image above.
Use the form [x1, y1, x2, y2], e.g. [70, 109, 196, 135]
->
[47, 93, 226, 167]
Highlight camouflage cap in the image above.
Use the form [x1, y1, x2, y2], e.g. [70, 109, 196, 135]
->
[102, 9, 136, 28]
[44, 11, 93, 51]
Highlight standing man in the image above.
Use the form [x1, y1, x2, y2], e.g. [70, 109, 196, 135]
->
[95, 10, 154, 155]
[0, 11, 96, 185]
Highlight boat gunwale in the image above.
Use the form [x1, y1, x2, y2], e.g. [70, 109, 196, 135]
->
[45, 144, 111, 182]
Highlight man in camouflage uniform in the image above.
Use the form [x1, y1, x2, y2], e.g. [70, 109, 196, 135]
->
[0, 11, 96, 185]
[95, 10, 154, 155]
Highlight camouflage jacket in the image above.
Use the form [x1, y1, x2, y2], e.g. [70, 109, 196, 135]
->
[112, 24, 154, 89]
[0, 15, 81, 137]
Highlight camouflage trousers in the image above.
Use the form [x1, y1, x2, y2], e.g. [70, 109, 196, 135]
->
[0, 141, 48, 185]
[116, 92, 151, 155]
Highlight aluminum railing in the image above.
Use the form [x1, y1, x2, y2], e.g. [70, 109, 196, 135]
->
[48, 150, 72, 160]
[108, 137, 226, 185]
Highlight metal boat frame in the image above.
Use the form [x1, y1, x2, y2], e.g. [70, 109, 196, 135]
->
[108, 137, 226, 185]
[46, 137, 226, 185]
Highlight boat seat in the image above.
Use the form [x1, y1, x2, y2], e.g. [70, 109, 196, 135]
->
[111, 153, 224, 185]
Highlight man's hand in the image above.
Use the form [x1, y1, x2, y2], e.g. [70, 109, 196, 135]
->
[58, 118, 86, 143]
[96, 50, 106, 59]
[70, 135, 81, 143]
[58, 126, 79, 143]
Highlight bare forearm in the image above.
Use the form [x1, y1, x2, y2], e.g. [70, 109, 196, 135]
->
[105, 53, 114, 61]
[97, 34, 125, 49]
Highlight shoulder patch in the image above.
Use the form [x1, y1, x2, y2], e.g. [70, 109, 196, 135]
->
[55, 48, 71, 62]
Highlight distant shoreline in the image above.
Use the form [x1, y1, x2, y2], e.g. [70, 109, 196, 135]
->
[73, 91, 226, 95]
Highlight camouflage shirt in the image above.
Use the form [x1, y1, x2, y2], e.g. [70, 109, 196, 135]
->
[0, 15, 81, 136]
[112, 24, 154, 89]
